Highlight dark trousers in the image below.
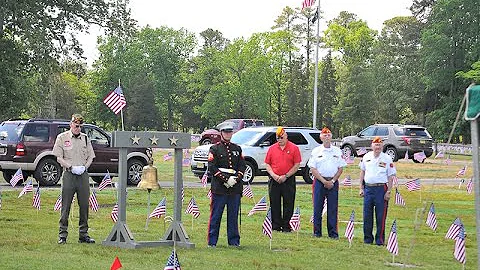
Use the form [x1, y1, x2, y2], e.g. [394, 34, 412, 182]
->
[313, 178, 339, 238]
[208, 193, 241, 246]
[59, 171, 90, 239]
[268, 176, 296, 232]
[363, 185, 388, 245]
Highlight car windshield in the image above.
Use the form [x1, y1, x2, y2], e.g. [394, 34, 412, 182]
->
[0, 122, 24, 141]
[231, 130, 265, 145]
[394, 127, 431, 138]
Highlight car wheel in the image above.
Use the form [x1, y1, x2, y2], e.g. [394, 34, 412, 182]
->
[242, 161, 255, 184]
[35, 158, 62, 186]
[385, 146, 398, 162]
[201, 139, 212, 145]
[341, 144, 355, 157]
[303, 166, 313, 184]
[127, 158, 146, 185]
[2, 170, 27, 185]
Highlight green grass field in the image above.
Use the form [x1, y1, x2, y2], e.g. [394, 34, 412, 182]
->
[0, 183, 477, 269]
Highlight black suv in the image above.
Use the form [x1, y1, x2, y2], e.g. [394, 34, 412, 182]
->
[0, 119, 149, 186]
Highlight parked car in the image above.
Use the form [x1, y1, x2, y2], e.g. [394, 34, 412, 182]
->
[0, 119, 149, 186]
[199, 119, 264, 145]
[340, 124, 434, 162]
[191, 126, 322, 184]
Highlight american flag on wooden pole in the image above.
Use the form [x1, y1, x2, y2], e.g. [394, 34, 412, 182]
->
[405, 178, 421, 191]
[263, 208, 273, 240]
[10, 168, 24, 187]
[149, 197, 166, 218]
[98, 171, 113, 191]
[53, 194, 62, 211]
[103, 85, 126, 115]
[89, 189, 99, 212]
[394, 188, 406, 207]
[445, 217, 463, 239]
[392, 175, 399, 187]
[32, 186, 41, 210]
[248, 196, 268, 216]
[111, 203, 119, 223]
[425, 203, 438, 231]
[386, 219, 399, 256]
[289, 206, 301, 232]
[453, 225, 466, 265]
[164, 249, 182, 270]
[206, 189, 212, 200]
[185, 197, 200, 218]
[18, 180, 33, 198]
[242, 184, 254, 199]
[344, 210, 355, 246]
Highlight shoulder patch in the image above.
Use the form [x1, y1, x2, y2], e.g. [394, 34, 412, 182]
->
[208, 152, 214, 161]
[390, 163, 394, 168]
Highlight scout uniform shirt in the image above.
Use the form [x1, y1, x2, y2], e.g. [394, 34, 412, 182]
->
[359, 151, 396, 184]
[53, 131, 95, 169]
[308, 145, 346, 178]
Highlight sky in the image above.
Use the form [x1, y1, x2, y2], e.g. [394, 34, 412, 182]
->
[80, 0, 413, 65]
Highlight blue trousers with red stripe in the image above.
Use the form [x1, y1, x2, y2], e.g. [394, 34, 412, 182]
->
[313, 179, 338, 238]
[363, 185, 388, 245]
[207, 193, 240, 246]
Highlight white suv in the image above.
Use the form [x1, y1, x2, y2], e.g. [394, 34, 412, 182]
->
[190, 127, 322, 184]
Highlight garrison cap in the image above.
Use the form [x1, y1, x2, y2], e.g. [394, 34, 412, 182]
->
[276, 127, 285, 137]
[320, 127, 331, 134]
[372, 136, 383, 143]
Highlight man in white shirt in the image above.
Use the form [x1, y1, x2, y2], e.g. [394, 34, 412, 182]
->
[308, 127, 346, 239]
[359, 136, 396, 245]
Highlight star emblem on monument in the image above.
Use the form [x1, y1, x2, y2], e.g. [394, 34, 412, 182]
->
[150, 135, 159, 145]
[131, 134, 141, 145]
[168, 135, 178, 146]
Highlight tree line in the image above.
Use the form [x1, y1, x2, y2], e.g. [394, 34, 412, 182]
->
[1, 0, 479, 142]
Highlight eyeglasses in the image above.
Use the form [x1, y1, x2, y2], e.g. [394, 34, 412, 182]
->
[73, 124, 82, 128]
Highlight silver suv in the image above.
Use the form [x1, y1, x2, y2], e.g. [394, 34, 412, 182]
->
[340, 124, 433, 162]
[191, 127, 322, 184]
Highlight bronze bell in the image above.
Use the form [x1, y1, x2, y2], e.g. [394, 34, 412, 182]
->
[137, 159, 160, 191]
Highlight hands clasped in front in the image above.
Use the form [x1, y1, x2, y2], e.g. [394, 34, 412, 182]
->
[223, 176, 238, 188]
[71, 165, 86, 175]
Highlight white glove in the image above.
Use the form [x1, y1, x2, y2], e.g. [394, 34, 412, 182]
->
[78, 165, 86, 175]
[227, 176, 237, 187]
[71, 166, 86, 175]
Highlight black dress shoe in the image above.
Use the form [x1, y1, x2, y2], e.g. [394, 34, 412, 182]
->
[58, 237, 67, 244]
[78, 236, 95, 244]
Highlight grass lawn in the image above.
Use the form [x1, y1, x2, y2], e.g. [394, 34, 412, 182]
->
[0, 183, 477, 269]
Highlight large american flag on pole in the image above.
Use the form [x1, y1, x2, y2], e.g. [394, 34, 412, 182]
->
[32, 186, 41, 210]
[289, 206, 301, 231]
[10, 168, 24, 187]
[454, 225, 466, 265]
[263, 208, 272, 239]
[301, 0, 315, 9]
[111, 203, 119, 223]
[426, 203, 438, 231]
[344, 210, 355, 243]
[394, 188, 406, 206]
[386, 219, 399, 255]
[185, 197, 200, 218]
[103, 86, 126, 114]
[98, 171, 113, 191]
[18, 180, 33, 198]
[53, 194, 62, 211]
[89, 190, 99, 212]
[248, 196, 268, 216]
[445, 217, 463, 239]
[405, 178, 421, 191]
[149, 197, 167, 218]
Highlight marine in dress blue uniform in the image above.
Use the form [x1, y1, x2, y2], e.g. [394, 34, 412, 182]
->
[308, 127, 346, 238]
[207, 121, 246, 247]
[359, 136, 396, 245]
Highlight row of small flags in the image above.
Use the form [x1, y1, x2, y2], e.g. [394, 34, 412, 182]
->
[110, 249, 181, 270]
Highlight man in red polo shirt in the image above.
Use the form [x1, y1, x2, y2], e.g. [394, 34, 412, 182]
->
[265, 127, 301, 232]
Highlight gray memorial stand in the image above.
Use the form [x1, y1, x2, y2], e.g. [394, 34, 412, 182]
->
[102, 131, 194, 249]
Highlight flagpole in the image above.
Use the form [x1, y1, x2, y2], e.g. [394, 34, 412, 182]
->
[119, 79, 125, 131]
[312, 0, 320, 129]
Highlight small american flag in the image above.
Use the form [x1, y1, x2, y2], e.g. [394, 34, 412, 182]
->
[466, 179, 473, 194]
[445, 217, 463, 239]
[404, 150, 409, 160]
[149, 197, 166, 218]
[248, 196, 268, 216]
[262, 208, 273, 239]
[164, 250, 182, 270]
[289, 206, 301, 231]
[181, 188, 184, 203]
[103, 85, 126, 114]
[444, 155, 452, 165]
[98, 171, 112, 191]
[386, 219, 399, 255]
[206, 189, 212, 200]
[405, 179, 421, 191]
[185, 197, 200, 218]
[10, 168, 24, 187]
[356, 147, 367, 156]
[413, 151, 427, 162]
[392, 175, 399, 187]
[301, 0, 315, 9]
[344, 210, 355, 243]
[182, 158, 191, 167]
[89, 190, 99, 212]
[322, 198, 327, 217]
[434, 151, 444, 159]
[456, 165, 467, 177]
[18, 180, 33, 198]
[32, 186, 41, 210]
[163, 152, 173, 161]
[343, 176, 352, 187]
[54, 194, 62, 211]
[242, 184, 254, 199]
[200, 169, 208, 188]
[426, 203, 438, 231]
[394, 188, 406, 206]
[111, 203, 119, 223]
[454, 226, 466, 264]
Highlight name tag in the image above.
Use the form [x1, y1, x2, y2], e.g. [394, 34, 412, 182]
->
[64, 141, 72, 148]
